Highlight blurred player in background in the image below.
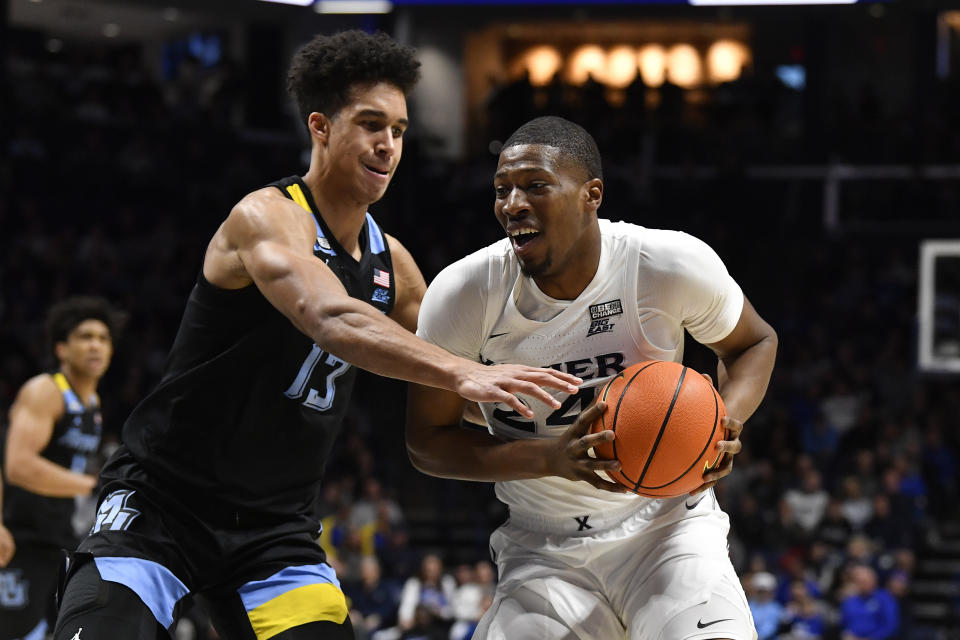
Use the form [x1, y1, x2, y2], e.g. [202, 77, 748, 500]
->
[407, 117, 778, 639]
[1, 296, 120, 640]
[53, 32, 578, 640]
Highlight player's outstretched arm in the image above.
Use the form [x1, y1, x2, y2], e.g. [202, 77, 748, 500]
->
[406, 384, 626, 493]
[4, 375, 98, 497]
[207, 191, 580, 416]
[691, 296, 777, 493]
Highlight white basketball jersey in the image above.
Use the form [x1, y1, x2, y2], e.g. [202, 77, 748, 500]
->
[417, 219, 744, 519]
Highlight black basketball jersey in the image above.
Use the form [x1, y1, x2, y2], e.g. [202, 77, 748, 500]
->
[121, 176, 396, 517]
[3, 372, 103, 548]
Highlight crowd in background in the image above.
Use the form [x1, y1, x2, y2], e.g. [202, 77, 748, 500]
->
[2, 27, 960, 640]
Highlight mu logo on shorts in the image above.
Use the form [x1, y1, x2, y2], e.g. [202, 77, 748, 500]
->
[0, 569, 28, 608]
[91, 490, 141, 534]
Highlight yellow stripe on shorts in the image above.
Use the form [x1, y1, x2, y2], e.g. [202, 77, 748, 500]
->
[285, 183, 312, 213]
[246, 582, 348, 640]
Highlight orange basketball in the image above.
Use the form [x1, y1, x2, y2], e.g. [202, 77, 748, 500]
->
[589, 360, 726, 498]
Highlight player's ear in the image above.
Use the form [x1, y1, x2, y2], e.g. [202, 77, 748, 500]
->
[308, 112, 330, 145]
[54, 341, 67, 362]
[583, 178, 603, 211]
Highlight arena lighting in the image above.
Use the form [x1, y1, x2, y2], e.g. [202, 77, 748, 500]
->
[707, 40, 749, 83]
[567, 45, 607, 85]
[315, 0, 392, 12]
[522, 46, 562, 86]
[690, 0, 857, 5]
[665, 44, 702, 88]
[637, 44, 667, 88]
[605, 45, 639, 88]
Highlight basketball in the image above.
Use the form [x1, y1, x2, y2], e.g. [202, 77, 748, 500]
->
[589, 360, 726, 498]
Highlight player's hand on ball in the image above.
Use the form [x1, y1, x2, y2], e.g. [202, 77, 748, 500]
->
[455, 362, 581, 418]
[0, 523, 15, 567]
[689, 415, 743, 496]
[547, 401, 627, 493]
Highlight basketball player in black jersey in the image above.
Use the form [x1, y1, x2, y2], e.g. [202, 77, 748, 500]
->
[53, 31, 579, 640]
[1, 296, 120, 640]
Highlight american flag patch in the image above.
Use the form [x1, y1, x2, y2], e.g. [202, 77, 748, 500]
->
[373, 268, 391, 288]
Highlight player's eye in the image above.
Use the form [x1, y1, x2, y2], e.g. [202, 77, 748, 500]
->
[392, 126, 404, 138]
[494, 186, 509, 198]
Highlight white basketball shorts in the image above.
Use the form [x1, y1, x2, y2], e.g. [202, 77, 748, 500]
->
[473, 491, 757, 640]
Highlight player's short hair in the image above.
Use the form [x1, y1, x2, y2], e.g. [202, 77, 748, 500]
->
[503, 116, 603, 181]
[287, 30, 421, 125]
[46, 296, 124, 356]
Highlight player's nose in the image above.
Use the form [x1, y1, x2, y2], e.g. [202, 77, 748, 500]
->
[501, 188, 529, 217]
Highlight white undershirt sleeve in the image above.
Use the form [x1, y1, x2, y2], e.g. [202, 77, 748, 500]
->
[642, 230, 744, 345]
[416, 252, 489, 361]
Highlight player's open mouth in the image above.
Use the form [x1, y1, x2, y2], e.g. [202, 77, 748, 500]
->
[363, 164, 389, 178]
[509, 227, 541, 251]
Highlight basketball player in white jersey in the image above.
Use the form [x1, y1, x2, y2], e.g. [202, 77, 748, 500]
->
[406, 116, 777, 640]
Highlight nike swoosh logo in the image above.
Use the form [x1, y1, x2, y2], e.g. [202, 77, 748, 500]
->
[697, 618, 733, 629]
[685, 495, 706, 510]
[488, 332, 509, 339]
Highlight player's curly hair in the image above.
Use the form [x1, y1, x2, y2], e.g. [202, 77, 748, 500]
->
[287, 30, 421, 125]
[46, 296, 125, 357]
[503, 116, 603, 181]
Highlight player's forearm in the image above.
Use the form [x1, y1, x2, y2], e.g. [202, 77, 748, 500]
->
[406, 423, 550, 482]
[716, 331, 777, 423]
[300, 298, 471, 391]
[6, 454, 96, 497]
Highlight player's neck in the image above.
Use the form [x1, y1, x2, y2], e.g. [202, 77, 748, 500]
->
[302, 170, 367, 260]
[58, 364, 99, 402]
[533, 226, 602, 300]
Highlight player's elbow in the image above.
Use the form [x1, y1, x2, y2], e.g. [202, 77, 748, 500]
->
[297, 297, 361, 349]
[4, 450, 34, 489]
[404, 426, 442, 477]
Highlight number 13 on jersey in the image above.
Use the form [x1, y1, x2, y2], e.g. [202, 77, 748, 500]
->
[284, 344, 351, 411]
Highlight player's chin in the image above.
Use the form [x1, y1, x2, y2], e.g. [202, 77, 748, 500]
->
[517, 256, 549, 278]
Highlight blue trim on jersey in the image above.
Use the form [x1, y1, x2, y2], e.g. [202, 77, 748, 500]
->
[366, 214, 386, 254]
[94, 556, 189, 630]
[62, 388, 83, 414]
[238, 563, 341, 612]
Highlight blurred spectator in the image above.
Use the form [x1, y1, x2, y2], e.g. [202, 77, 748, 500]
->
[747, 571, 784, 640]
[781, 579, 829, 639]
[397, 553, 455, 631]
[344, 556, 400, 638]
[839, 565, 899, 640]
[840, 477, 873, 531]
[816, 499, 854, 552]
[784, 468, 830, 535]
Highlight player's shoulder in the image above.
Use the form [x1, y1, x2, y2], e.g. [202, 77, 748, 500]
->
[225, 187, 313, 243]
[433, 237, 515, 289]
[12, 373, 63, 411]
[600, 219, 704, 250]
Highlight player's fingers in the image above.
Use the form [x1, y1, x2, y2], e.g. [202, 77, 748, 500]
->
[700, 371, 713, 386]
[501, 380, 561, 409]
[703, 457, 734, 484]
[493, 390, 535, 418]
[721, 415, 743, 436]
[572, 401, 606, 431]
[576, 430, 615, 453]
[581, 472, 629, 493]
[718, 438, 742, 456]
[521, 367, 582, 391]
